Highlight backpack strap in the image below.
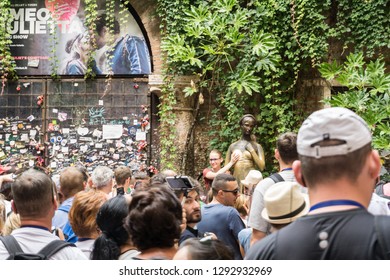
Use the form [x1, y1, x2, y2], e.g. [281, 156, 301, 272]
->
[374, 215, 390, 260]
[37, 240, 75, 259]
[269, 173, 284, 184]
[0, 235, 25, 259]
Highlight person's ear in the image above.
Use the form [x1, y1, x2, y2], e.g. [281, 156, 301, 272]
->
[58, 192, 64, 204]
[53, 198, 58, 210]
[368, 150, 381, 180]
[292, 160, 306, 187]
[274, 149, 280, 160]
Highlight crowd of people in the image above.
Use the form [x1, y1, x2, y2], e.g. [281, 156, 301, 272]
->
[0, 107, 390, 260]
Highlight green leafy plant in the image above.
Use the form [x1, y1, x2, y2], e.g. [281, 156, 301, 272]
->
[0, 0, 17, 93]
[84, 0, 99, 79]
[158, 75, 178, 170]
[319, 52, 390, 153]
[157, 0, 330, 172]
[156, 0, 388, 174]
[332, 0, 389, 57]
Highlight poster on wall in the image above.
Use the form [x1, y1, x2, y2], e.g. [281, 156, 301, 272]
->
[8, 0, 151, 76]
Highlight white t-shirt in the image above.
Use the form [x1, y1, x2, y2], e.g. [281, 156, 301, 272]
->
[75, 239, 95, 259]
[368, 193, 390, 215]
[248, 170, 307, 233]
[0, 227, 87, 260]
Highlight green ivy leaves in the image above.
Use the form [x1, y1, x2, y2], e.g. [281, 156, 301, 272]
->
[0, 0, 17, 85]
[320, 52, 390, 151]
[156, 0, 389, 173]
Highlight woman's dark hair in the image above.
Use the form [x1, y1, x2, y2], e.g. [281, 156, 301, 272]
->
[180, 238, 234, 260]
[0, 181, 13, 201]
[96, 13, 120, 35]
[125, 187, 182, 251]
[90, 195, 129, 260]
[65, 34, 82, 54]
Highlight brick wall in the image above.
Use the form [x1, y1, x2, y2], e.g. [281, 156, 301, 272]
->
[130, 0, 163, 75]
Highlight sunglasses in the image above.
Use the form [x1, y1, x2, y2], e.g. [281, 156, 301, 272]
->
[222, 188, 239, 195]
[209, 158, 221, 161]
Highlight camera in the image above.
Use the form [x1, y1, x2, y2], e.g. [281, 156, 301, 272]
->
[166, 176, 194, 191]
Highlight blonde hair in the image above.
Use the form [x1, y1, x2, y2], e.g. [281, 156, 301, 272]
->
[0, 196, 6, 234]
[234, 195, 249, 217]
[2, 212, 21, 236]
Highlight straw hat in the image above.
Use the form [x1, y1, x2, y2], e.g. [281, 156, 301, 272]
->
[261, 182, 309, 224]
[241, 170, 263, 186]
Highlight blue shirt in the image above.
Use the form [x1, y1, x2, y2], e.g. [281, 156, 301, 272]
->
[197, 204, 245, 260]
[52, 197, 73, 230]
[109, 35, 151, 75]
[52, 197, 78, 243]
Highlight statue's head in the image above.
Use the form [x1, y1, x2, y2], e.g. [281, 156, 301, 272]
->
[239, 114, 257, 126]
[239, 114, 257, 137]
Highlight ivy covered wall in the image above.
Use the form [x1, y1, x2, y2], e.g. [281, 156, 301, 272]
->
[155, 0, 389, 177]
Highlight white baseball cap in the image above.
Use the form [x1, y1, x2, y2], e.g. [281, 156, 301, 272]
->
[297, 107, 372, 158]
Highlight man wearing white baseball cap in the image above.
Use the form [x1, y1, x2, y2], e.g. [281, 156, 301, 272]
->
[246, 107, 389, 259]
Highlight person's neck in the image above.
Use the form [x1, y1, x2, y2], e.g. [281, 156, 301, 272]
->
[242, 135, 252, 141]
[80, 53, 87, 64]
[187, 222, 197, 229]
[209, 197, 221, 205]
[211, 166, 221, 172]
[308, 180, 370, 214]
[137, 246, 177, 260]
[98, 184, 113, 195]
[79, 232, 99, 240]
[120, 243, 138, 254]
[20, 219, 52, 231]
[279, 161, 292, 172]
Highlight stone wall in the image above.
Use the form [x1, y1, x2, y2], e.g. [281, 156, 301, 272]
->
[296, 78, 330, 116]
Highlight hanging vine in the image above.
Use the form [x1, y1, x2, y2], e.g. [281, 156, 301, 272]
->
[156, 0, 191, 171]
[47, 0, 60, 80]
[0, 0, 17, 94]
[84, 0, 99, 79]
[157, 75, 178, 170]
